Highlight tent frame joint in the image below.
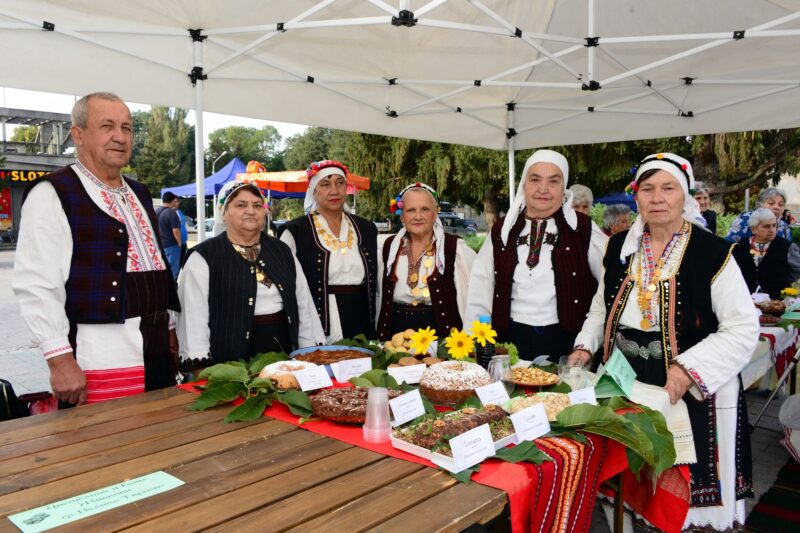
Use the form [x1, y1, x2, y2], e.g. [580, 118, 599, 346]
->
[506, 128, 517, 139]
[514, 27, 522, 38]
[582, 80, 601, 91]
[387, 77, 397, 85]
[189, 66, 207, 86]
[587, 106, 595, 112]
[277, 22, 286, 32]
[392, 10, 417, 28]
[306, 75, 315, 83]
[585, 36, 599, 47]
[188, 29, 207, 42]
[474, 80, 482, 86]
[680, 110, 694, 117]
[42, 21, 54, 31]
[733, 30, 745, 40]
[386, 108, 398, 118]
[683, 76, 695, 85]
[506, 102, 516, 111]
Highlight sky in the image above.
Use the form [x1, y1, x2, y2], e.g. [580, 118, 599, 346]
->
[0, 87, 308, 147]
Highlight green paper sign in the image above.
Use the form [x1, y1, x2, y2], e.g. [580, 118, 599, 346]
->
[7, 471, 184, 532]
[593, 347, 636, 398]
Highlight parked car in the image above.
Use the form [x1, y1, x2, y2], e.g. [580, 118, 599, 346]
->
[439, 213, 477, 237]
[462, 218, 478, 231]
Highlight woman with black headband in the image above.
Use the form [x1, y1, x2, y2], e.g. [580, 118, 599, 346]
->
[177, 181, 325, 371]
[569, 152, 758, 532]
[376, 182, 475, 338]
[280, 160, 378, 343]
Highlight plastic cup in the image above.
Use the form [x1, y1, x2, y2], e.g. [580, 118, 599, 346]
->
[559, 356, 589, 390]
[362, 387, 391, 443]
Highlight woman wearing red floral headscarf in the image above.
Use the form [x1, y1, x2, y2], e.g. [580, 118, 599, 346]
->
[279, 160, 378, 343]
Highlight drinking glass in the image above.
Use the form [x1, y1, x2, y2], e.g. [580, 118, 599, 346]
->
[558, 355, 589, 390]
[488, 354, 514, 395]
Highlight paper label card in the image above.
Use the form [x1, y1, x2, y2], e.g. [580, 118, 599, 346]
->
[8, 471, 184, 533]
[474, 381, 511, 406]
[510, 403, 551, 442]
[293, 365, 333, 391]
[386, 364, 426, 385]
[332, 357, 372, 382]
[593, 347, 636, 398]
[449, 423, 496, 471]
[568, 387, 598, 405]
[389, 389, 426, 427]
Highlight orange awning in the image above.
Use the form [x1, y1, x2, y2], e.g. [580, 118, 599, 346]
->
[236, 170, 370, 195]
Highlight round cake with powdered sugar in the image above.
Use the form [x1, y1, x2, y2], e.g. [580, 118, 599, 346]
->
[419, 360, 491, 405]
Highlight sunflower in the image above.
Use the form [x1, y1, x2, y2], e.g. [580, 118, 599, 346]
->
[445, 328, 473, 360]
[469, 321, 497, 347]
[782, 287, 799, 297]
[409, 326, 437, 355]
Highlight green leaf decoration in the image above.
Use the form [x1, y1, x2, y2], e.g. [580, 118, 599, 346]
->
[348, 369, 399, 389]
[249, 377, 276, 392]
[494, 441, 553, 464]
[278, 390, 313, 418]
[349, 377, 374, 388]
[248, 352, 289, 375]
[198, 364, 250, 384]
[188, 381, 248, 411]
[543, 426, 588, 444]
[445, 464, 480, 484]
[224, 394, 270, 423]
[458, 395, 482, 410]
[496, 342, 520, 366]
[541, 382, 572, 394]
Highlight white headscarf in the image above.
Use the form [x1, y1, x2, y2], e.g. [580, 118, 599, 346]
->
[620, 152, 706, 260]
[385, 185, 447, 276]
[500, 149, 577, 245]
[304, 165, 351, 214]
[212, 180, 267, 236]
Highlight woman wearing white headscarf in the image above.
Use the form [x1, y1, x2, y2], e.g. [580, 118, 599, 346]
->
[376, 183, 475, 338]
[279, 160, 378, 343]
[569, 153, 758, 532]
[465, 149, 607, 362]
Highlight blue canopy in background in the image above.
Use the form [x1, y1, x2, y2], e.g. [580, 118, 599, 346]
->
[595, 192, 638, 213]
[161, 157, 246, 198]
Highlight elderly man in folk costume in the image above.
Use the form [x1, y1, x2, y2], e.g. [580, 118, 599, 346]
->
[13, 92, 179, 406]
[376, 182, 476, 338]
[279, 160, 378, 343]
[466, 149, 607, 362]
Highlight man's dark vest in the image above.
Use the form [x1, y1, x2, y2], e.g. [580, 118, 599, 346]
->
[192, 232, 300, 362]
[755, 236, 792, 300]
[376, 232, 462, 339]
[22, 166, 179, 324]
[490, 209, 596, 336]
[280, 213, 377, 335]
[602, 227, 732, 360]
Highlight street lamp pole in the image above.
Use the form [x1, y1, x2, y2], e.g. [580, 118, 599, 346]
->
[210, 150, 229, 237]
[212, 150, 228, 175]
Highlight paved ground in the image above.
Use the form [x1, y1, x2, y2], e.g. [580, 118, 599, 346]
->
[0, 248, 793, 530]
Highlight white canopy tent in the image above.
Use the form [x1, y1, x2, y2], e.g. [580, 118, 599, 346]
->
[1, 0, 799, 238]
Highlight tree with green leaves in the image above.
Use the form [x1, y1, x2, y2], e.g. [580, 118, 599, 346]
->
[206, 125, 284, 174]
[10, 125, 40, 154]
[129, 107, 194, 192]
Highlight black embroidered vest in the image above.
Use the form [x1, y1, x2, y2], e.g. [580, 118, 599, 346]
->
[755, 237, 792, 300]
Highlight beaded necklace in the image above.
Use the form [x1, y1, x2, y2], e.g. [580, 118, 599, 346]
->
[230, 242, 272, 287]
[312, 213, 354, 254]
[401, 236, 435, 305]
[634, 221, 690, 330]
[749, 237, 769, 265]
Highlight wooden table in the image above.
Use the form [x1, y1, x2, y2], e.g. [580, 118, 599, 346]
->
[0, 388, 508, 532]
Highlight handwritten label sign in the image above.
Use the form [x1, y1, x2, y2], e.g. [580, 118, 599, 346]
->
[389, 389, 426, 427]
[510, 403, 551, 442]
[8, 471, 184, 533]
[474, 381, 510, 406]
[294, 365, 333, 391]
[387, 364, 426, 385]
[449, 424, 496, 471]
[331, 358, 372, 382]
[593, 347, 636, 398]
[568, 387, 598, 405]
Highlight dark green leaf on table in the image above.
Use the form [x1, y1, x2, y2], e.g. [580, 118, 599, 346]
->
[248, 352, 289, 375]
[445, 464, 480, 484]
[458, 395, 483, 410]
[278, 389, 313, 418]
[349, 369, 399, 389]
[224, 394, 270, 423]
[188, 381, 248, 411]
[494, 441, 553, 464]
[198, 364, 250, 384]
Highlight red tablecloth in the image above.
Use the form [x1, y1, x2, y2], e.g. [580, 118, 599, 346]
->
[179, 382, 686, 532]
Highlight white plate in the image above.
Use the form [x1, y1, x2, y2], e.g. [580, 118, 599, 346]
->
[389, 433, 516, 473]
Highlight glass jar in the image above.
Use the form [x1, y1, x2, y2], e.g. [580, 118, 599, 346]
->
[487, 354, 514, 396]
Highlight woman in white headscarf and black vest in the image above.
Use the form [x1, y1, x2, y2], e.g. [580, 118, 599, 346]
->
[279, 160, 378, 343]
[465, 149, 607, 363]
[568, 152, 758, 532]
[376, 182, 476, 338]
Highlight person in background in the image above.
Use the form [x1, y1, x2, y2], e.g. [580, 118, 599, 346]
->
[569, 184, 593, 216]
[280, 160, 378, 343]
[782, 208, 794, 226]
[569, 152, 757, 532]
[178, 181, 324, 370]
[176, 204, 189, 266]
[746, 207, 800, 299]
[602, 204, 632, 236]
[726, 187, 791, 243]
[13, 92, 179, 406]
[693, 182, 717, 234]
[466, 150, 606, 362]
[376, 183, 475, 338]
[157, 191, 182, 278]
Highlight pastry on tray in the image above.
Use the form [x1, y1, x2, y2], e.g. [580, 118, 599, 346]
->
[295, 348, 371, 365]
[755, 300, 786, 315]
[510, 366, 560, 387]
[258, 360, 318, 390]
[759, 314, 781, 326]
[419, 360, 491, 405]
[310, 387, 403, 424]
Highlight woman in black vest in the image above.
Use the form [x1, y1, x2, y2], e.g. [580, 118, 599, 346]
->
[747, 207, 800, 299]
[177, 181, 324, 370]
[569, 153, 758, 531]
[376, 183, 475, 340]
[280, 160, 377, 343]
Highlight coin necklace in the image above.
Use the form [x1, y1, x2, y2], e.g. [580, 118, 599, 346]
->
[313, 213, 354, 254]
[230, 241, 272, 287]
[635, 221, 689, 330]
[404, 237, 435, 305]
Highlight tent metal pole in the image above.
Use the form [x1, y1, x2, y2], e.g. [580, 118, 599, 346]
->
[694, 85, 799, 115]
[507, 106, 515, 209]
[587, 0, 595, 82]
[416, 0, 451, 19]
[193, 38, 206, 242]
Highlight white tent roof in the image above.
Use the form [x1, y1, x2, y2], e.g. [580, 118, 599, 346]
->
[2, 0, 799, 151]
